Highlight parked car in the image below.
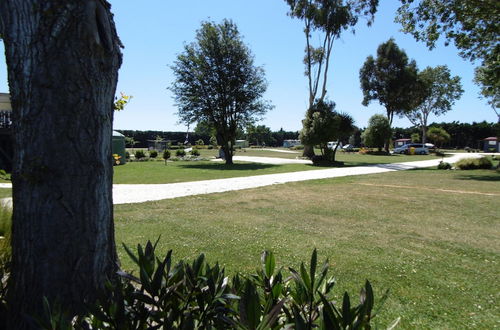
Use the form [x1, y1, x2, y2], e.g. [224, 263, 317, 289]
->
[327, 141, 339, 149]
[342, 144, 354, 151]
[424, 143, 436, 150]
[393, 143, 429, 155]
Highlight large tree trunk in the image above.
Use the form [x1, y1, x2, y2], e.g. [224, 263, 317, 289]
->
[223, 141, 233, 165]
[302, 144, 315, 158]
[1, 1, 122, 328]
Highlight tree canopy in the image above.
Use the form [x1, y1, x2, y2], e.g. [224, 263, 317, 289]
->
[285, 0, 378, 157]
[396, 0, 500, 109]
[300, 100, 354, 162]
[361, 114, 392, 151]
[359, 38, 421, 125]
[170, 19, 272, 164]
[427, 126, 451, 147]
[406, 65, 463, 143]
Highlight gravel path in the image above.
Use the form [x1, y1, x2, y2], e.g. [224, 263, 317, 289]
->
[0, 153, 488, 206]
[211, 155, 311, 164]
[112, 153, 481, 204]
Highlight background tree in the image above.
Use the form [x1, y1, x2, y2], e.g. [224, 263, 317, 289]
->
[170, 20, 271, 164]
[285, 0, 378, 158]
[348, 126, 362, 146]
[411, 132, 420, 143]
[300, 100, 354, 162]
[406, 65, 463, 144]
[427, 127, 451, 148]
[396, 0, 500, 113]
[359, 38, 421, 151]
[246, 124, 275, 146]
[0, 0, 122, 327]
[360, 38, 421, 125]
[194, 120, 216, 138]
[361, 114, 392, 152]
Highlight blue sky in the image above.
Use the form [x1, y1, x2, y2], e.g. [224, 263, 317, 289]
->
[0, 0, 496, 132]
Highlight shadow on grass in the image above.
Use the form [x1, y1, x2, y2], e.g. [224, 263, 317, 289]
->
[456, 173, 500, 182]
[178, 163, 277, 171]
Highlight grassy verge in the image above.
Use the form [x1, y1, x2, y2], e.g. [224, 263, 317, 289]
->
[0, 190, 11, 199]
[114, 168, 499, 328]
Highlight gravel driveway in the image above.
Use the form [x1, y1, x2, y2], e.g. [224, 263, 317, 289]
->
[0, 153, 488, 206]
[112, 153, 482, 204]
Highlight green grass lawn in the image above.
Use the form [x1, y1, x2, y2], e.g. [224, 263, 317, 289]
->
[114, 168, 500, 328]
[114, 152, 441, 184]
[0, 189, 11, 199]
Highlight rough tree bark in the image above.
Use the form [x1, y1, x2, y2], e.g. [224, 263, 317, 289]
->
[0, 1, 122, 328]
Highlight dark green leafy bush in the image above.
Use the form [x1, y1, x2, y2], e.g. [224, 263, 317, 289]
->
[437, 161, 452, 170]
[125, 151, 130, 159]
[134, 150, 146, 160]
[111, 244, 393, 329]
[149, 150, 158, 158]
[455, 157, 493, 170]
[25, 241, 395, 329]
[191, 148, 200, 156]
[162, 150, 171, 165]
[176, 149, 186, 157]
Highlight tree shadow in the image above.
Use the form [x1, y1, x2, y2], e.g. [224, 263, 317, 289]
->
[456, 173, 500, 182]
[178, 162, 277, 171]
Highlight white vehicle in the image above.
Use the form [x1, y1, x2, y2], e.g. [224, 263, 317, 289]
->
[327, 141, 341, 149]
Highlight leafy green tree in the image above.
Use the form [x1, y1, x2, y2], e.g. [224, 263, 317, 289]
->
[246, 124, 275, 146]
[209, 135, 218, 147]
[162, 150, 171, 165]
[427, 127, 451, 148]
[125, 136, 138, 148]
[474, 49, 500, 117]
[411, 132, 420, 143]
[300, 100, 354, 162]
[362, 114, 392, 152]
[170, 20, 272, 164]
[113, 92, 132, 111]
[194, 120, 216, 137]
[406, 65, 463, 144]
[396, 0, 499, 111]
[285, 0, 378, 158]
[360, 38, 421, 126]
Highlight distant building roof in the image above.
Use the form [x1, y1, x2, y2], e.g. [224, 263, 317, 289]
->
[483, 137, 498, 141]
[394, 138, 411, 142]
[112, 131, 125, 137]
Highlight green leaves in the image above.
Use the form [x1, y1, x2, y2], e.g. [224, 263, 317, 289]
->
[33, 244, 392, 329]
[170, 19, 272, 165]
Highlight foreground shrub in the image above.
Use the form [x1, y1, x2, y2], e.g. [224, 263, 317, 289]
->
[176, 149, 186, 157]
[437, 161, 452, 170]
[190, 148, 200, 156]
[149, 150, 158, 158]
[455, 157, 493, 170]
[162, 150, 171, 165]
[134, 150, 146, 160]
[0, 204, 11, 323]
[29, 240, 396, 329]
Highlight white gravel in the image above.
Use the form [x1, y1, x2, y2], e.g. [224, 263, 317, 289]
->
[0, 153, 490, 206]
[255, 148, 300, 154]
[112, 153, 483, 204]
[211, 155, 311, 164]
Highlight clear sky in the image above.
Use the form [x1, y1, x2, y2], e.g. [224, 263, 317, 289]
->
[0, 0, 496, 132]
